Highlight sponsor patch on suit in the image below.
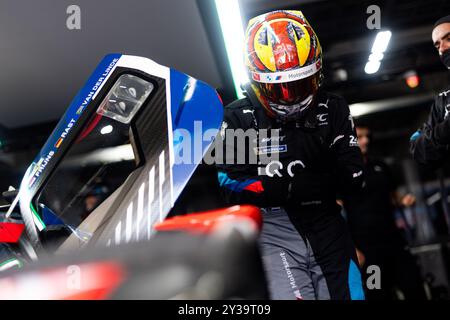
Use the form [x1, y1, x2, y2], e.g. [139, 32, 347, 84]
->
[254, 145, 287, 155]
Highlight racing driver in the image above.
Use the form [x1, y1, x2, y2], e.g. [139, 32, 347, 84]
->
[216, 10, 365, 300]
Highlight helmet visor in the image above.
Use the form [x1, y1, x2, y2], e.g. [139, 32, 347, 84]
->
[256, 74, 319, 106]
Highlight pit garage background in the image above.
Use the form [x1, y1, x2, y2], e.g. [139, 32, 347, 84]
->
[0, 0, 450, 299]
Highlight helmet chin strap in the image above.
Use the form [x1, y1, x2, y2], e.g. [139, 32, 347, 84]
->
[242, 82, 318, 124]
[268, 94, 314, 121]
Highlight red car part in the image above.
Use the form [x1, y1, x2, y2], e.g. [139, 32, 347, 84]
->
[0, 205, 262, 299]
[0, 261, 125, 300]
[154, 205, 262, 235]
[0, 222, 25, 243]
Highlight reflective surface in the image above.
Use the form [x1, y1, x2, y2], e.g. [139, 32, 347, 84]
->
[34, 74, 154, 238]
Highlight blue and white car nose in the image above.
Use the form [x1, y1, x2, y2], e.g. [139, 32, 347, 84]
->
[18, 54, 223, 250]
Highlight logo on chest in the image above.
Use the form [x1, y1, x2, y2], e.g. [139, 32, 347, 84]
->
[254, 145, 288, 155]
[254, 133, 287, 155]
[259, 160, 306, 177]
[316, 113, 328, 126]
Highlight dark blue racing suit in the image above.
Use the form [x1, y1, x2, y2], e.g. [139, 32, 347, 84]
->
[216, 89, 365, 300]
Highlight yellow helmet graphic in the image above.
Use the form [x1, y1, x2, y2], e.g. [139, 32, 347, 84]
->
[244, 10, 323, 120]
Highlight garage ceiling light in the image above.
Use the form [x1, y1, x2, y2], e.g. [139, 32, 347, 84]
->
[364, 61, 381, 74]
[364, 30, 391, 74]
[371, 31, 392, 54]
[215, 0, 248, 98]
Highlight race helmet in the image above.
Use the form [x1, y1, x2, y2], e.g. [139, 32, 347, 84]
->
[244, 10, 323, 121]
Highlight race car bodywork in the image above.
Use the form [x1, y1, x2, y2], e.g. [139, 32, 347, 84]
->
[0, 54, 267, 299]
[6, 54, 224, 256]
[0, 205, 267, 299]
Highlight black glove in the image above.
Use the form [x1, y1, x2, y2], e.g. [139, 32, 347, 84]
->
[287, 170, 335, 206]
[260, 175, 291, 207]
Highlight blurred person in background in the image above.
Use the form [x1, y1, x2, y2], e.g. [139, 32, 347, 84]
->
[410, 15, 450, 167]
[216, 10, 365, 300]
[345, 125, 426, 300]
